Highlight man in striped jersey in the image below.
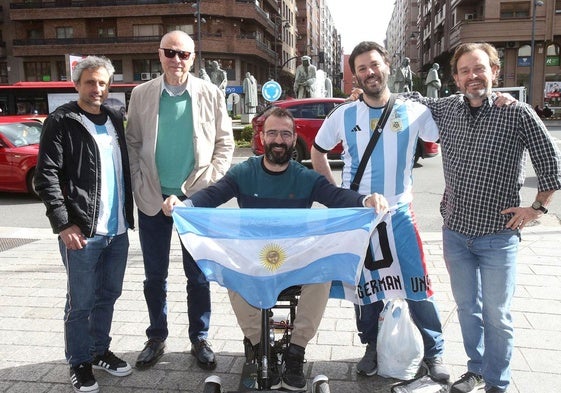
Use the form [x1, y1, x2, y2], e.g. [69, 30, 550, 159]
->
[311, 41, 449, 382]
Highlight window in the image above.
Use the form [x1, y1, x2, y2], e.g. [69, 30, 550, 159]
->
[167, 24, 193, 35]
[500, 1, 530, 18]
[517, 45, 532, 67]
[0, 62, 7, 84]
[546, 44, 560, 67]
[132, 59, 161, 81]
[98, 27, 115, 38]
[56, 60, 66, 81]
[133, 24, 163, 37]
[24, 61, 51, 82]
[518, 44, 531, 57]
[556, 0, 561, 13]
[56, 27, 73, 39]
[27, 29, 42, 39]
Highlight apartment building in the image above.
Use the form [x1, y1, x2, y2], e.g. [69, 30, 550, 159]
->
[0, 0, 341, 99]
[387, 0, 561, 107]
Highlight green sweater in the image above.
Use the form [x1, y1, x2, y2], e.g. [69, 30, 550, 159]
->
[155, 90, 194, 195]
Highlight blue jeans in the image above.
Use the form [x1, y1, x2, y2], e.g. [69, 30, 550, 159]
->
[355, 297, 445, 359]
[60, 232, 129, 366]
[138, 206, 211, 343]
[443, 227, 519, 391]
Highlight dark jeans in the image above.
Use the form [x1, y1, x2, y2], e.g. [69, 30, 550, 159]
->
[60, 233, 129, 366]
[355, 297, 445, 359]
[138, 207, 211, 343]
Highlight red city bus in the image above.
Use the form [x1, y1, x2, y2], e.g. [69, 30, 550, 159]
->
[0, 81, 138, 119]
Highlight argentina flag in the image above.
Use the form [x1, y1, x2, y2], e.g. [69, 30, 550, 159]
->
[172, 207, 383, 309]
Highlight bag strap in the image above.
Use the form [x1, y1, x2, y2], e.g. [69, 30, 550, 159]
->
[350, 94, 396, 191]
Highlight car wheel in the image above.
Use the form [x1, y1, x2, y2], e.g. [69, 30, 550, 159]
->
[27, 168, 39, 198]
[292, 139, 306, 163]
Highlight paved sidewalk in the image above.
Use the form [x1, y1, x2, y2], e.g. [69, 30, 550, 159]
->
[0, 219, 560, 393]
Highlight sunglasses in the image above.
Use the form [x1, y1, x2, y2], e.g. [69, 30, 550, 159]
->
[159, 48, 192, 60]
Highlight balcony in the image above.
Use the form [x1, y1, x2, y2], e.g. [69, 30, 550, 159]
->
[10, 0, 192, 8]
[11, 34, 275, 62]
[10, 0, 192, 19]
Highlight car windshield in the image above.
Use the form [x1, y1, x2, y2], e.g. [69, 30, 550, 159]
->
[0, 122, 42, 147]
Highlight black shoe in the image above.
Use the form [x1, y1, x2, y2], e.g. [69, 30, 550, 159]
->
[423, 357, 450, 382]
[282, 344, 307, 391]
[69, 362, 99, 393]
[93, 350, 132, 377]
[191, 339, 217, 370]
[135, 338, 165, 370]
[451, 372, 485, 393]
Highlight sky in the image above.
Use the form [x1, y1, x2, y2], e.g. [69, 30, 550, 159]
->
[324, 0, 395, 54]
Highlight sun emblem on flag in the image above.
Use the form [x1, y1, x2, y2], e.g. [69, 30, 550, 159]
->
[260, 243, 286, 272]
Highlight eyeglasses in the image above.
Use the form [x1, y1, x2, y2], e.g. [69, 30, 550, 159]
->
[159, 48, 192, 60]
[264, 130, 294, 140]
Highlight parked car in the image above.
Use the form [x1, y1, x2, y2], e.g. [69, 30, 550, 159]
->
[251, 97, 439, 163]
[416, 137, 440, 163]
[0, 121, 43, 197]
[252, 98, 345, 162]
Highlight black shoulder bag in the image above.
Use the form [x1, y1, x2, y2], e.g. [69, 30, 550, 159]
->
[350, 94, 396, 191]
[351, 94, 396, 272]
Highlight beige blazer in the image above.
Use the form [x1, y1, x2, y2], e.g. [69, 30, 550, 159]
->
[125, 74, 234, 216]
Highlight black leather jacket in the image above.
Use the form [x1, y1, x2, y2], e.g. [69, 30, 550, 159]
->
[35, 101, 134, 236]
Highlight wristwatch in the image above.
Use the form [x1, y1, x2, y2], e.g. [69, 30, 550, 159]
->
[531, 201, 548, 214]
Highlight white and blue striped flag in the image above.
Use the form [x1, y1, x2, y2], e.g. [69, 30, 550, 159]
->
[172, 207, 383, 309]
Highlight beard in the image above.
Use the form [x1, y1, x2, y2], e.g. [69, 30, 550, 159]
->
[264, 142, 294, 165]
[356, 74, 388, 99]
[464, 87, 491, 101]
[461, 78, 492, 100]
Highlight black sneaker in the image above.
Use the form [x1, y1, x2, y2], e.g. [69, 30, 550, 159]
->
[69, 362, 99, 393]
[423, 357, 450, 382]
[282, 344, 307, 391]
[356, 344, 377, 376]
[451, 372, 485, 393]
[93, 349, 132, 377]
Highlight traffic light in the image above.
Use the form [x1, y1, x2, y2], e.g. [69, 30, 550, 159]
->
[319, 51, 325, 63]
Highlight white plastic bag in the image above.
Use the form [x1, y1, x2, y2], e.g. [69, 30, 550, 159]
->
[376, 299, 424, 380]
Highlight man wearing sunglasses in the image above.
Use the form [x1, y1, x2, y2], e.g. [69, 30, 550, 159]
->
[126, 30, 234, 371]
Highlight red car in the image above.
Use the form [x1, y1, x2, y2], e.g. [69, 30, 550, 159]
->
[252, 98, 345, 162]
[251, 97, 439, 163]
[0, 121, 43, 197]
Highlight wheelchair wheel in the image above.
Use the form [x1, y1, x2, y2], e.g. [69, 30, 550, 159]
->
[312, 374, 330, 393]
[203, 375, 222, 393]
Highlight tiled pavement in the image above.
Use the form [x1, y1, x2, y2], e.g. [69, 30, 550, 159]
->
[0, 216, 560, 393]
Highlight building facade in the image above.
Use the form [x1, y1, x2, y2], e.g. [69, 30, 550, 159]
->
[387, 0, 561, 108]
[0, 0, 342, 101]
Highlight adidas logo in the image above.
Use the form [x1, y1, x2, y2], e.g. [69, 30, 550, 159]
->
[351, 124, 362, 132]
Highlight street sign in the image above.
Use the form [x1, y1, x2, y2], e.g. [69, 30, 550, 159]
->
[226, 85, 243, 94]
[262, 80, 282, 102]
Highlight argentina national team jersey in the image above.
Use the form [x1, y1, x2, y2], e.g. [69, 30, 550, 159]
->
[315, 97, 439, 208]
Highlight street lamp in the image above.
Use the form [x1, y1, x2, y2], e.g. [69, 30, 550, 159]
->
[529, 0, 544, 105]
[192, 0, 205, 73]
[273, 18, 291, 80]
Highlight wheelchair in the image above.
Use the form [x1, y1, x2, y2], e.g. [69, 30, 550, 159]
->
[202, 286, 331, 393]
